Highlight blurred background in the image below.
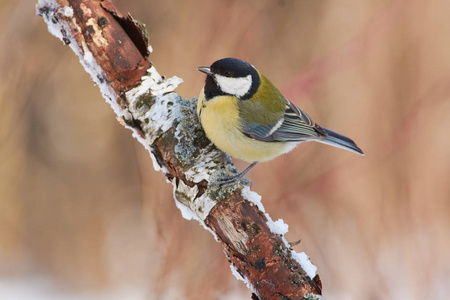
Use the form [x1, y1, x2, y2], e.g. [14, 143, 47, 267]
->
[1, 0, 449, 299]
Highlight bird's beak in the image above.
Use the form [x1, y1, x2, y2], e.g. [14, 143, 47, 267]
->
[197, 66, 214, 76]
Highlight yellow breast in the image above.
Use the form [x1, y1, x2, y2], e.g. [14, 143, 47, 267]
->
[197, 90, 296, 162]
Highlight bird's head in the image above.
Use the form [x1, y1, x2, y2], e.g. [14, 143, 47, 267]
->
[198, 58, 260, 100]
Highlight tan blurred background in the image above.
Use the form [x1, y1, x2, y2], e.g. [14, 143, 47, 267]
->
[1, 0, 450, 299]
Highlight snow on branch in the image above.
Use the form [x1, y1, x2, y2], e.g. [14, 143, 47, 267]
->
[36, 0, 323, 298]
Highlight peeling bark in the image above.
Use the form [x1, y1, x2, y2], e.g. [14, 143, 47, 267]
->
[37, 0, 323, 298]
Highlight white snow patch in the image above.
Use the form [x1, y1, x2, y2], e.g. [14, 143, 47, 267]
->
[242, 187, 288, 236]
[291, 251, 317, 279]
[229, 264, 256, 295]
[148, 148, 162, 172]
[37, 0, 68, 44]
[241, 186, 264, 212]
[229, 263, 244, 282]
[173, 197, 220, 242]
[127, 127, 168, 174]
[264, 212, 290, 256]
[78, 41, 126, 118]
[174, 197, 199, 221]
[241, 186, 318, 279]
[172, 179, 218, 221]
[266, 218, 289, 236]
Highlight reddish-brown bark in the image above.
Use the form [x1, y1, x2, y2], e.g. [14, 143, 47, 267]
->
[206, 192, 322, 298]
[37, 0, 322, 298]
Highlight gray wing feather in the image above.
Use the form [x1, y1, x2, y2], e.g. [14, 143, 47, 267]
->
[242, 99, 326, 142]
[242, 122, 279, 140]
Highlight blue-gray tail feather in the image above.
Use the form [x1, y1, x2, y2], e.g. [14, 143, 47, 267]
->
[318, 128, 364, 155]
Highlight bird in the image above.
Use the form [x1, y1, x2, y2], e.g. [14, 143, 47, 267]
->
[197, 58, 363, 185]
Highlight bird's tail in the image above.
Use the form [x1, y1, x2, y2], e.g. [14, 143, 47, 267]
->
[317, 128, 364, 155]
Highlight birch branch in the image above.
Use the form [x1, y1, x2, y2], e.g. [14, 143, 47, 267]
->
[36, 0, 323, 298]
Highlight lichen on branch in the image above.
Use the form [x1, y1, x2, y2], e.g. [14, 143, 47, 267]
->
[36, 0, 323, 298]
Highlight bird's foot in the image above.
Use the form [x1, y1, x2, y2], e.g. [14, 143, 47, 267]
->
[208, 162, 257, 188]
[209, 174, 252, 188]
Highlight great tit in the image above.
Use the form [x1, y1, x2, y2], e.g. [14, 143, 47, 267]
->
[197, 58, 363, 185]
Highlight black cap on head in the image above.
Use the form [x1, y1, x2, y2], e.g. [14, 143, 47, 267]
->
[210, 58, 256, 78]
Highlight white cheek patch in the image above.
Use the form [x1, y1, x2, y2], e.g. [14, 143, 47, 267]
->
[215, 74, 252, 97]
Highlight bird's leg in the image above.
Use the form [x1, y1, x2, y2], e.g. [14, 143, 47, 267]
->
[210, 162, 258, 187]
[238, 161, 258, 178]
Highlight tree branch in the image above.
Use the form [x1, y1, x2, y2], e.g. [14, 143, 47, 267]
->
[36, 0, 323, 298]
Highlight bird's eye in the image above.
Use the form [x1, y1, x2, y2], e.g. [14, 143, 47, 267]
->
[224, 71, 232, 77]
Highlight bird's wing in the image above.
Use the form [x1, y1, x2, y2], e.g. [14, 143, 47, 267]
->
[271, 100, 326, 141]
[240, 99, 326, 142]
